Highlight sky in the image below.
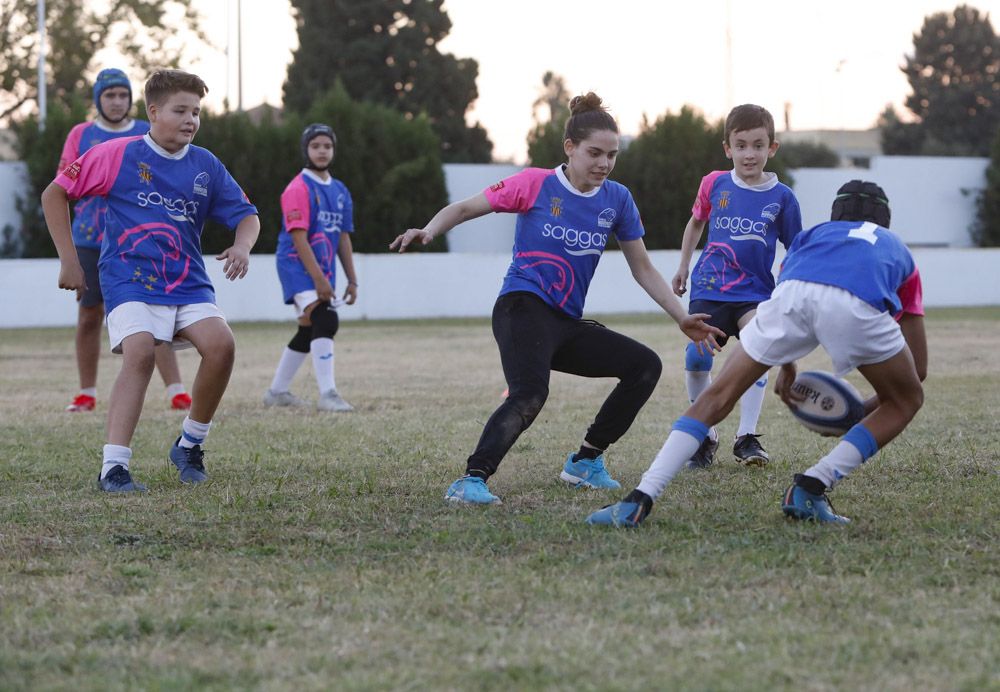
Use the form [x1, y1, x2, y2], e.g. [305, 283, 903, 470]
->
[187, 0, 1000, 163]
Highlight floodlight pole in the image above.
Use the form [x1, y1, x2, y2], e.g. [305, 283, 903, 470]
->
[37, 0, 47, 131]
[236, 0, 243, 111]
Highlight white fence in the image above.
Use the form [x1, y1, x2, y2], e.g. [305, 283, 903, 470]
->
[1, 247, 997, 329]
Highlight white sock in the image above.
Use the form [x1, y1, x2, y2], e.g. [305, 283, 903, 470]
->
[684, 371, 718, 442]
[636, 430, 703, 500]
[81, 387, 97, 398]
[736, 373, 768, 437]
[803, 441, 865, 489]
[165, 382, 186, 399]
[685, 370, 711, 403]
[270, 347, 308, 392]
[311, 338, 336, 394]
[101, 444, 132, 478]
[179, 416, 212, 449]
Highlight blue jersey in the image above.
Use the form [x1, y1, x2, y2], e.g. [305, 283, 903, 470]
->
[689, 170, 802, 303]
[54, 134, 258, 314]
[59, 120, 151, 249]
[778, 220, 923, 316]
[275, 170, 355, 303]
[484, 166, 645, 319]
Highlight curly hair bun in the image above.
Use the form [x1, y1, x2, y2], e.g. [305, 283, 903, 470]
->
[569, 92, 605, 115]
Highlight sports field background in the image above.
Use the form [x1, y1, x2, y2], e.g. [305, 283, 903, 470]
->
[1, 309, 997, 690]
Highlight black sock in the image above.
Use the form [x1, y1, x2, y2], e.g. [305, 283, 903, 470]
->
[466, 468, 489, 481]
[794, 473, 827, 496]
[573, 445, 602, 462]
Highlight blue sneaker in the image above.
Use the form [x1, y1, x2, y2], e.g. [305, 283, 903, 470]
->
[169, 437, 209, 484]
[559, 453, 621, 489]
[445, 476, 501, 505]
[97, 465, 147, 493]
[586, 491, 652, 527]
[782, 484, 850, 524]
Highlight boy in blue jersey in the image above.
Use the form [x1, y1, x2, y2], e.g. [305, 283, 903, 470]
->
[588, 181, 927, 527]
[58, 68, 191, 414]
[264, 123, 359, 412]
[672, 105, 802, 468]
[42, 70, 261, 493]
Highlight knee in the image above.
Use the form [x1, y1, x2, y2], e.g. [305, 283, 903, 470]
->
[202, 330, 236, 367]
[685, 342, 714, 372]
[635, 348, 662, 388]
[507, 385, 548, 423]
[79, 306, 103, 331]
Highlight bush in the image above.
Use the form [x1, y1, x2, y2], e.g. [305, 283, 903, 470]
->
[973, 125, 1000, 246]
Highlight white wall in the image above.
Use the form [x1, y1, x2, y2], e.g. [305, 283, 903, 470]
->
[442, 163, 519, 253]
[2, 248, 997, 328]
[790, 156, 988, 247]
[0, 162, 29, 248]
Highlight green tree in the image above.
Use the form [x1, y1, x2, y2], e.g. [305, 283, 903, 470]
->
[526, 71, 570, 168]
[883, 4, 1000, 156]
[283, 0, 491, 163]
[878, 104, 924, 155]
[614, 106, 791, 250]
[199, 83, 447, 255]
[973, 124, 1000, 246]
[1, 0, 203, 122]
[779, 139, 839, 168]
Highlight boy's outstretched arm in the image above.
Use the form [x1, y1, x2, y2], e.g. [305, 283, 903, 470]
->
[41, 181, 86, 295]
[217, 214, 260, 281]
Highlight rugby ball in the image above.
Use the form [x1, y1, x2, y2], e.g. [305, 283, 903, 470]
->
[789, 371, 865, 436]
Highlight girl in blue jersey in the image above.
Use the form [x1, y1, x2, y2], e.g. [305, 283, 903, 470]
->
[391, 93, 723, 505]
[264, 123, 359, 412]
[58, 68, 191, 414]
[43, 70, 260, 493]
[588, 181, 927, 527]
[671, 105, 802, 469]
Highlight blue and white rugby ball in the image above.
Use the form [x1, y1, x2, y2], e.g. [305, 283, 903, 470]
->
[790, 371, 865, 436]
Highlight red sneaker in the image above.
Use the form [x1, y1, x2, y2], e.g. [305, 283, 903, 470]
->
[66, 394, 96, 412]
[171, 392, 192, 410]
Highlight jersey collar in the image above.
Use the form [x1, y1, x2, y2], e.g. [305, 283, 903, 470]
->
[143, 133, 190, 160]
[729, 169, 778, 191]
[555, 164, 602, 198]
[302, 168, 333, 185]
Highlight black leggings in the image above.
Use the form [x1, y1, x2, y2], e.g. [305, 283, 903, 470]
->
[466, 292, 662, 479]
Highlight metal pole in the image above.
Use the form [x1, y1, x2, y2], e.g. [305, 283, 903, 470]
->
[37, 0, 47, 131]
[236, 0, 243, 111]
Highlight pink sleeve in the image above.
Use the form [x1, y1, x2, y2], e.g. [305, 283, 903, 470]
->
[896, 267, 924, 318]
[280, 176, 311, 232]
[53, 138, 132, 200]
[483, 168, 551, 214]
[58, 123, 88, 172]
[691, 171, 728, 221]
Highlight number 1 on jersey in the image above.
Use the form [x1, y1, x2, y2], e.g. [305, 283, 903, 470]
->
[848, 221, 880, 245]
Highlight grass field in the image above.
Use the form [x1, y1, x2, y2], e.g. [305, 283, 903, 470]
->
[1, 308, 998, 691]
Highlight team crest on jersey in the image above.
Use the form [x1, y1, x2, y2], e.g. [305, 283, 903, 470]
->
[138, 162, 152, 184]
[193, 172, 210, 197]
[550, 197, 563, 218]
[287, 209, 303, 222]
[597, 208, 616, 229]
[337, 193, 345, 209]
[760, 203, 780, 221]
[489, 181, 505, 192]
[64, 162, 81, 181]
[718, 191, 731, 210]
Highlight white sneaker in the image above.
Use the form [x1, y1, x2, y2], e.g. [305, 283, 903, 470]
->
[263, 389, 306, 407]
[317, 389, 354, 412]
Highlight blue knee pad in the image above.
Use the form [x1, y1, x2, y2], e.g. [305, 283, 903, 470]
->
[685, 342, 714, 372]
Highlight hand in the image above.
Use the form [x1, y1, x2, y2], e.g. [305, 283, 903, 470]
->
[314, 275, 334, 303]
[671, 268, 689, 297]
[217, 245, 251, 280]
[774, 363, 803, 408]
[58, 261, 87, 301]
[343, 282, 358, 305]
[389, 228, 433, 253]
[680, 313, 724, 355]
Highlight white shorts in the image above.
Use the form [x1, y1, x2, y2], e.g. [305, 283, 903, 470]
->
[740, 280, 905, 376]
[291, 290, 343, 318]
[106, 302, 226, 354]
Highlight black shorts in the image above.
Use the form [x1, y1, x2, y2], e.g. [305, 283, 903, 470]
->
[688, 298, 759, 346]
[77, 247, 104, 308]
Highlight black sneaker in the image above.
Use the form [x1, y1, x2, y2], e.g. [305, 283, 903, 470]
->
[686, 435, 719, 469]
[733, 433, 769, 467]
[97, 465, 148, 493]
[169, 437, 209, 484]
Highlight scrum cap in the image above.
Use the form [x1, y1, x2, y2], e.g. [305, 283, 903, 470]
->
[93, 68, 132, 122]
[301, 123, 337, 170]
[831, 180, 890, 228]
